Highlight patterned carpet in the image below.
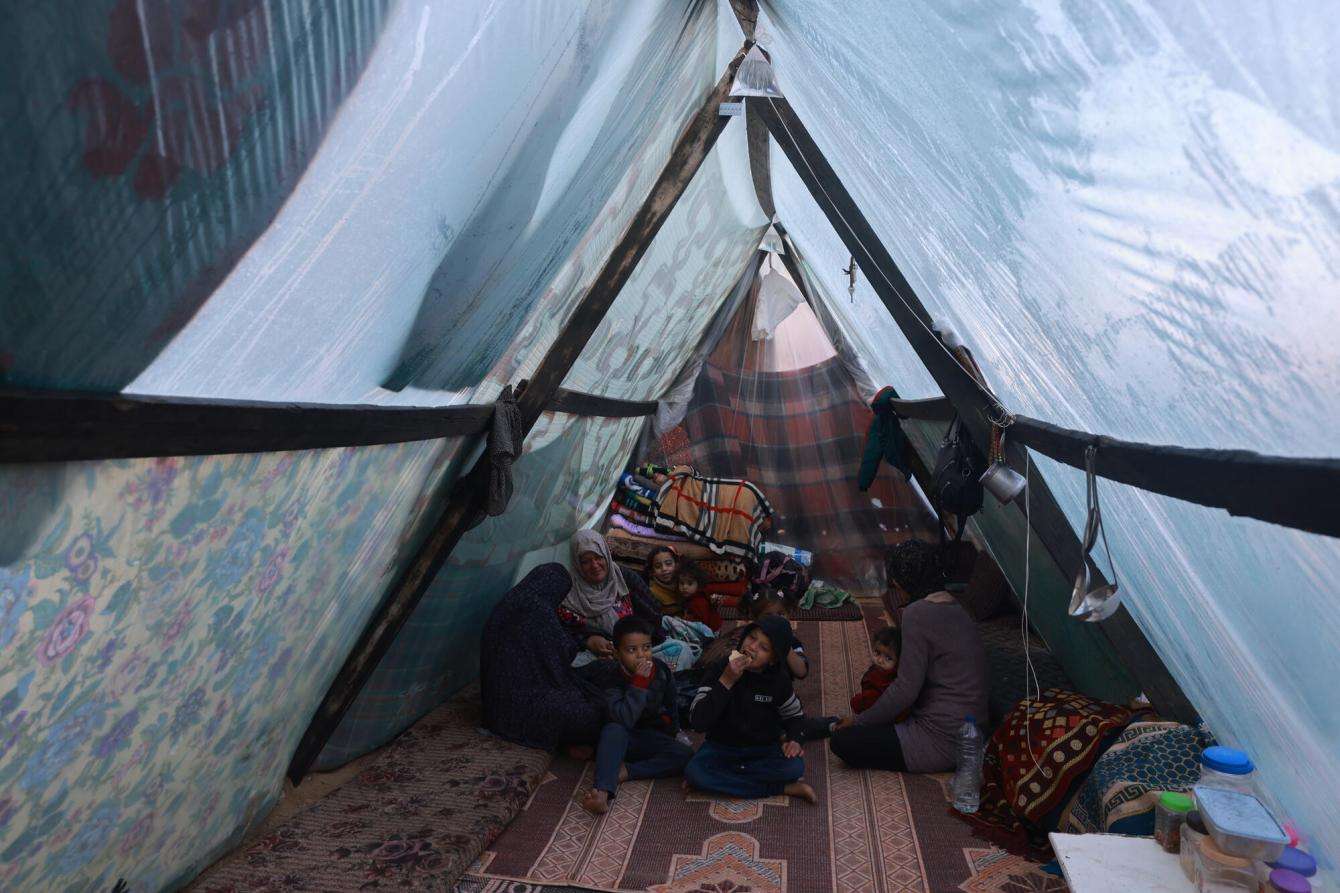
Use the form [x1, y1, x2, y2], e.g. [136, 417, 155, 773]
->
[191, 687, 552, 891]
[459, 608, 1066, 893]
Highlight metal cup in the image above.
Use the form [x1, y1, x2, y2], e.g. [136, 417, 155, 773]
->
[980, 460, 1027, 504]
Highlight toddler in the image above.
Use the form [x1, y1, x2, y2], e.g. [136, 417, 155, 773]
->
[850, 626, 908, 720]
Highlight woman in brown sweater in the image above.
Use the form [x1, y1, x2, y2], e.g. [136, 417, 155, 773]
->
[830, 540, 989, 772]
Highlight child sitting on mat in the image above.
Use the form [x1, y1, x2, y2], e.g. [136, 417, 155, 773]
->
[851, 626, 907, 719]
[685, 614, 817, 803]
[581, 617, 693, 815]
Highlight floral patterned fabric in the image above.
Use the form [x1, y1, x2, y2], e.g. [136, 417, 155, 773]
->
[0, 442, 463, 891]
[192, 686, 552, 891]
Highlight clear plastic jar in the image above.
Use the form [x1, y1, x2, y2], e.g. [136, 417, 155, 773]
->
[1199, 746, 1257, 795]
[1181, 823, 1205, 883]
[1196, 835, 1256, 892]
[1155, 791, 1194, 853]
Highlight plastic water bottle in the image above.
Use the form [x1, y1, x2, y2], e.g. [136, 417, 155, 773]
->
[951, 715, 982, 814]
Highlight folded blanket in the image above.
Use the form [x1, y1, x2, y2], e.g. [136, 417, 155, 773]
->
[654, 471, 773, 560]
[1058, 720, 1211, 836]
[609, 501, 655, 527]
[608, 512, 685, 541]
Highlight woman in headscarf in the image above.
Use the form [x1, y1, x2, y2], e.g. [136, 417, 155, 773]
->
[829, 538, 989, 773]
[480, 563, 605, 749]
[557, 529, 664, 659]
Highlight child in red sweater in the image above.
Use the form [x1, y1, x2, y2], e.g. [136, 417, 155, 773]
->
[851, 626, 908, 720]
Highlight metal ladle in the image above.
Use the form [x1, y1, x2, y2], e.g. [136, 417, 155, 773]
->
[1068, 444, 1121, 622]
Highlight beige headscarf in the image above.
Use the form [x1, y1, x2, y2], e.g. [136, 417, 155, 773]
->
[563, 529, 630, 634]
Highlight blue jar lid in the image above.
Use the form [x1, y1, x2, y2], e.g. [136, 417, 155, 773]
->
[1269, 847, 1317, 878]
[1201, 746, 1254, 775]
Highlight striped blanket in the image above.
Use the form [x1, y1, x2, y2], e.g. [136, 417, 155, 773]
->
[653, 470, 773, 560]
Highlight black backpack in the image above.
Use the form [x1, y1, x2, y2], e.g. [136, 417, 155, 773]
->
[930, 416, 985, 541]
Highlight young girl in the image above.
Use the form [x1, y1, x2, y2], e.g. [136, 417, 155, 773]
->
[676, 560, 723, 631]
[644, 546, 683, 616]
[686, 614, 816, 803]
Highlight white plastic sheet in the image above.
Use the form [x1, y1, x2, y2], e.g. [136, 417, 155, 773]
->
[760, 0, 1340, 871]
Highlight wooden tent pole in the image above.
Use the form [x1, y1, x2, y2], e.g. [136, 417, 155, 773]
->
[285, 43, 753, 783]
[0, 388, 658, 463]
[756, 95, 1197, 721]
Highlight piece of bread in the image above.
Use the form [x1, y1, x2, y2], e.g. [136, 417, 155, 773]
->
[729, 650, 746, 662]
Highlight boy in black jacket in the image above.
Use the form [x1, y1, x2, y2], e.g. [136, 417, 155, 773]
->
[581, 617, 693, 814]
[684, 614, 817, 803]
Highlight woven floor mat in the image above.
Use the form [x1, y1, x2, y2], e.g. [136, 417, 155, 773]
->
[460, 614, 1065, 893]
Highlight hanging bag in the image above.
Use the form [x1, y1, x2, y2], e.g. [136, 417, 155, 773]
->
[930, 415, 985, 542]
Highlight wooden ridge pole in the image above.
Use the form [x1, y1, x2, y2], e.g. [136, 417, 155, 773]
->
[757, 94, 1197, 721]
[286, 43, 753, 782]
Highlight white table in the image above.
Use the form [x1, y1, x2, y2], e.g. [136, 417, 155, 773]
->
[1049, 833, 1195, 892]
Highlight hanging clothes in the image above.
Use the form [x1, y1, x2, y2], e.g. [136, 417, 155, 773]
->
[858, 386, 912, 490]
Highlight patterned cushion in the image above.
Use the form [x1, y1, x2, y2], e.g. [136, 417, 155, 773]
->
[963, 688, 1131, 846]
[1059, 720, 1212, 835]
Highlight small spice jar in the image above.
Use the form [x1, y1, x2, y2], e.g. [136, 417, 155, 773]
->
[1154, 790, 1194, 853]
[1265, 868, 1311, 893]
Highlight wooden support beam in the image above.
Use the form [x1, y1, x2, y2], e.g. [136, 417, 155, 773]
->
[1011, 415, 1340, 540]
[0, 388, 657, 464]
[758, 95, 1198, 721]
[285, 43, 753, 783]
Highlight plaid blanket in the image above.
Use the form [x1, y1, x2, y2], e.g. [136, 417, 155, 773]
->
[654, 353, 935, 596]
[653, 470, 774, 560]
[962, 688, 1132, 854]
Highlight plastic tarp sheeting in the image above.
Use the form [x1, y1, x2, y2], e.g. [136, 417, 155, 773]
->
[760, 0, 1340, 869]
[0, 2, 762, 889]
[318, 126, 768, 767]
[1, 1, 394, 393]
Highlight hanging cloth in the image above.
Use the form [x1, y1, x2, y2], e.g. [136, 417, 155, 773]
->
[858, 386, 912, 490]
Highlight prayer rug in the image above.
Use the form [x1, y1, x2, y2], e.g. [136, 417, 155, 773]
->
[191, 686, 551, 892]
[461, 613, 1065, 893]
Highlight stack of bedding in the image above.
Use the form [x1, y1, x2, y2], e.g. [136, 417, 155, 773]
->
[604, 467, 748, 595]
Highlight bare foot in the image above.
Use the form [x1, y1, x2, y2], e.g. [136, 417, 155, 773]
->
[618, 764, 629, 784]
[784, 781, 818, 804]
[581, 788, 610, 815]
[565, 744, 594, 761]
[681, 777, 692, 794]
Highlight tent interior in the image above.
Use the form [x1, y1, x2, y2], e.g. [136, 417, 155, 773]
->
[1, 1, 1337, 890]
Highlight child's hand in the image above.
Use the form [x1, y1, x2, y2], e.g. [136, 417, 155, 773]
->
[720, 651, 748, 686]
[634, 658, 654, 679]
[832, 716, 855, 732]
[781, 740, 803, 758]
